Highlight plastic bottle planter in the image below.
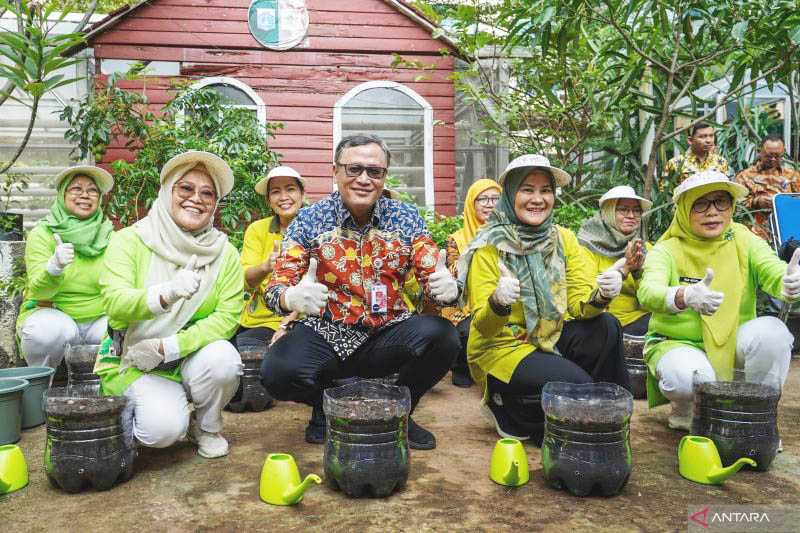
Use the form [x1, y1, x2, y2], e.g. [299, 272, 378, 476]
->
[227, 345, 273, 412]
[44, 388, 136, 493]
[541, 382, 634, 497]
[0, 367, 54, 429]
[64, 344, 102, 396]
[0, 378, 29, 445]
[323, 381, 411, 498]
[622, 334, 647, 400]
[692, 379, 780, 472]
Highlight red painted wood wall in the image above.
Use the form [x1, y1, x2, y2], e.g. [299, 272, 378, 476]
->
[90, 0, 457, 215]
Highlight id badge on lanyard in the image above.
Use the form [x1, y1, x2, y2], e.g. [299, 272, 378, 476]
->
[369, 257, 387, 314]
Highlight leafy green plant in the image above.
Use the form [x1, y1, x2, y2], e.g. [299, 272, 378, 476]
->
[553, 203, 596, 234]
[0, 256, 26, 300]
[420, 207, 463, 248]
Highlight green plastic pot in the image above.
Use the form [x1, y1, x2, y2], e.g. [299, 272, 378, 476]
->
[0, 378, 29, 445]
[0, 367, 55, 428]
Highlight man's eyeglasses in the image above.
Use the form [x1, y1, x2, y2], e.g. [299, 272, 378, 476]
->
[65, 186, 100, 199]
[616, 206, 643, 217]
[475, 195, 500, 207]
[337, 163, 388, 180]
[691, 196, 732, 213]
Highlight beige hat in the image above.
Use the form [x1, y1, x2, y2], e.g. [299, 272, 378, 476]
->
[160, 151, 234, 198]
[498, 154, 572, 188]
[672, 170, 747, 203]
[599, 185, 652, 210]
[54, 166, 114, 194]
[254, 165, 305, 196]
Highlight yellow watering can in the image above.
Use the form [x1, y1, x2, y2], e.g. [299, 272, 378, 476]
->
[490, 438, 530, 487]
[678, 436, 756, 485]
[259, 453, 321, 505]
[0, 444, 28, 494]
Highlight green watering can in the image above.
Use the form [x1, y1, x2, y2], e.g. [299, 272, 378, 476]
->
[678, 436, 756, 485]
[490, 438, 530, 487]
[259, 453, 321, 506]
[0, 444, 28, 494]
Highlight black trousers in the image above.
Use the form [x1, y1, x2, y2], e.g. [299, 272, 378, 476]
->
[452, 317, 471, 376]
[261, 315, 459, 410]
[487, 313, 629, 441]
[233, 326, 275, 350]
[621, 313, 650, 336]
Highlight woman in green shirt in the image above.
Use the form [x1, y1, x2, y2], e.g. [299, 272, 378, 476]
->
[17, 166, 114, 368]
[95, 151, 244, 459]
[638, 170, 796, 430]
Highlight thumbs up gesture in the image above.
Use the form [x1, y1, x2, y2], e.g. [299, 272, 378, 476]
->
[159, 254, 202, 307]
[282, 257, 330, 316]
[782, 248, 800, 301]
[492, 260, 521, 307]
[265, 240, 282, 273]
[683, 268, 724, 315]
[428, 250, 459, 304]
[47, 234, 75, 275]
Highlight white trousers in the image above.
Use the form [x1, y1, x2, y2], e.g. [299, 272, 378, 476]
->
[123, 340, 242, 448]
[656, 316, 793, 413]
[20, 308, 107, 368]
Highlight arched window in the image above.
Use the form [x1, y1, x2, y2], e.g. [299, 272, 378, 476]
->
[190, 77, 266, 125]
[334, 81, 434, 207]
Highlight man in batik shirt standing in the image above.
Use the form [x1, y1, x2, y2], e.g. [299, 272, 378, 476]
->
[661, 122, 730, 190]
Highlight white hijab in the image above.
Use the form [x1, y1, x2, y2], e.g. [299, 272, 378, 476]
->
[123, 162, 228, 354]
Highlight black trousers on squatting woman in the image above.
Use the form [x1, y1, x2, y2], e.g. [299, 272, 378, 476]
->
[260, 314, 459, 449]
[484, 313, 630, 445]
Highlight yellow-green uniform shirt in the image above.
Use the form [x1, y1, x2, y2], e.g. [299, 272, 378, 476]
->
[583, 243, 653, 327]
[239, 216, 283, 330]
[466, 226, 604, 395]
[16, 224, 106, 333]
[94, 226, 244, 396]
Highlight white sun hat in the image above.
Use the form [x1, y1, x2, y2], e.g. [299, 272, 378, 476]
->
[54, 166, 114, 194]
[160, 151, 235, 198]
[599, 185, 653, 210]
[254, 165, 305, 196]
[672, 169, 747, 203]
[497, 154, 572, 187]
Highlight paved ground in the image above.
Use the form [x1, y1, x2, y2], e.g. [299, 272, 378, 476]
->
[3, 360, 800, 532]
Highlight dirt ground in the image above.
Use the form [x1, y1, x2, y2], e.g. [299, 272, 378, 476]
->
[3, 360, 800, 532]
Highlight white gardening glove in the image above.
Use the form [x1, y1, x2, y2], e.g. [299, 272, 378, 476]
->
[683, 268, 724, 315]
[125, 339, 164, 372]
[492, 260, 521, 307]
[428, 251, 459, 304]
[782, 248, 800, 301]
[283, 258, 329, 316]
[596, 258, 626, 300]
[46, 234, 74, 275]
[158, 255, 202, 307]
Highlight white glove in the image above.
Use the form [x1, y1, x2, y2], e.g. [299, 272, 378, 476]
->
[428, 251, 459, 304]
[158, 255, 202, 307]
[283, 258, 329, 316]
[596, 258, 625, 300]
[782, 248, 800, 301]
[683, 268, 724, 315]
[125, 339, 164, 372]
[46, 234, 74, 275]
[492, 260, 521, 307]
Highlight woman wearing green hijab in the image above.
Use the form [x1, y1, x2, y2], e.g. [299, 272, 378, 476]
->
[638, 170, 796, 430]
[17, 166, 114, 368]
[461, 154, 631, 443]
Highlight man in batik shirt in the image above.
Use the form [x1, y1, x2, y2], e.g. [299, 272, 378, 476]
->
[735, 134, 800, 241]
[661, 122, 730, 190]
[261, 134, 460, 450]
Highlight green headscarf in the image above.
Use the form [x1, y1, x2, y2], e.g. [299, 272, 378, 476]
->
[658, 183, 748, 380]
[459, 167, 567, 352]
[41, 175, 113, 257]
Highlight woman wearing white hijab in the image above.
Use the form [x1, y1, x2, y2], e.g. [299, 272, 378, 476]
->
[95, 151, 244, 458]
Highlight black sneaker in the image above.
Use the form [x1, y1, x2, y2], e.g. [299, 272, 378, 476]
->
[480, 396, 530, 441]
[408, 417, 436, 450]
[304, 405, 326, 444]
[451, 371, 474, 388]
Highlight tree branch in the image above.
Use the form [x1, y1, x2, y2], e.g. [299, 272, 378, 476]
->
[74, 0, 98, 34]
[598, 1, 670, 73]
[0, 94, 40, 175]
[668, 66, 698, 112]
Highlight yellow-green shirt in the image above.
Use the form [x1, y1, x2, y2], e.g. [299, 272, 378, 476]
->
[584, 243, 653, 327]
[239, 216, 283, 330]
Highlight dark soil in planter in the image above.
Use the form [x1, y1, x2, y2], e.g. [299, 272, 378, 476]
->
[65, 345, 101, 396]
[226, 347, 273, 412]
[622, 334, 645, 360]
[0, 212, 23, 242]
[625, 360, 647, 400]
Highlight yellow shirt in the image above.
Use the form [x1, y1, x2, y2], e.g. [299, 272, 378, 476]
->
[239, 217, 283, 330]
[466, 226, 603, 393]
[584, 243, 652, 327]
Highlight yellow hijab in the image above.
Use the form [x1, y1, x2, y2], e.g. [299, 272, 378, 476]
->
[451, 179, 502, 253]
[658, 184, 748, 380]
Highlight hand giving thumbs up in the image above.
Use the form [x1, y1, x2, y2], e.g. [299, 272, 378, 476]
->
[282, 257, 330, 316]
[492, 260, 521, 307]
[683, 268, 724, 315]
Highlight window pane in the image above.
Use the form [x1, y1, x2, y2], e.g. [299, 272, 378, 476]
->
[341, 87, 426, 205]
[205, 83, 257, 106]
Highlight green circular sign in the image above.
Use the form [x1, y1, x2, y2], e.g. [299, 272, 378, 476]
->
[248, 0, 309, 51]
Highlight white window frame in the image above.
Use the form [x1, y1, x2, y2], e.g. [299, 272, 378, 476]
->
[333, 81, 435, 207]
[188, 76, 267, 126]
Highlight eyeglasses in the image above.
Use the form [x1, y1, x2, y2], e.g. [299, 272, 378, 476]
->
[337, 163, 388, 180]
[65, 186, 100, 199]
[616, 206, 643, 217]
[475, 195, 500, 207]
[691, 195, 732, 213]
[173, 182, 217, 204]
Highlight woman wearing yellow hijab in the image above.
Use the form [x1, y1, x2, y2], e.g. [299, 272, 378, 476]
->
[638, 170, 796, 430]
[442, 179, 502, 386]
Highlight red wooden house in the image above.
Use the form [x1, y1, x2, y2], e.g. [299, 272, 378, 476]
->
[82, 0, 462, 214]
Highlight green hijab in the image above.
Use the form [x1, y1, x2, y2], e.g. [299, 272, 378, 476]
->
[459, 168, 567, 352]
[41, 175, 113, 257]
[658, 184, 748, 380]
